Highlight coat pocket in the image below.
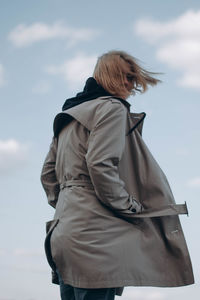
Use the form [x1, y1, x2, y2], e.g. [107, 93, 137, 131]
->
[44, 219, 59, 284]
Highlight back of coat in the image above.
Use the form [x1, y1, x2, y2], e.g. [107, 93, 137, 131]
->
[41, 97, 194, 296]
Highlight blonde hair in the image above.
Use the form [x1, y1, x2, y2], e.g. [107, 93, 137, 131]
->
[93, 50, 163, 99]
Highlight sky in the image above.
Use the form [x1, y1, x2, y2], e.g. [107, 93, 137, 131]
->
[0, 0, 200, 299]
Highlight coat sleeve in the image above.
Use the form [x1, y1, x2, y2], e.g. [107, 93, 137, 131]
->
[85, 100, 143, 217]
[40, 136, 60, 208]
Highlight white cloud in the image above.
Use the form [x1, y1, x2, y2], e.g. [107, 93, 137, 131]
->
[46, 53, 97, 89]
[0, 139, 29, 174]
[134, 10, 200, 90]
[8, 21, 99, 47]
[0, 64, 5, 87]
[187, 177, 200, 188]
[134, 10, 200, 43]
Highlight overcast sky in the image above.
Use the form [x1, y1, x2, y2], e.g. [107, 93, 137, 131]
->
[0, 0, 200, 299]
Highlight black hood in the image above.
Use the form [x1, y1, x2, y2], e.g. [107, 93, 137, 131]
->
[62, 77, 131, 112]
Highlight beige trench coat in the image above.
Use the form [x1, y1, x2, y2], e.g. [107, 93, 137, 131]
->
[41, 96, 194, 296]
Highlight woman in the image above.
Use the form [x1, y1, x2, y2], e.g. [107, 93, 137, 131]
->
[41, 50, 194, 300]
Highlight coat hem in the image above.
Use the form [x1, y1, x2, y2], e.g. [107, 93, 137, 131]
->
[58, 275, 194, 289]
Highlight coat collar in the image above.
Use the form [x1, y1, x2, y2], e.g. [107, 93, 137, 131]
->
[53, 96, 146, 138]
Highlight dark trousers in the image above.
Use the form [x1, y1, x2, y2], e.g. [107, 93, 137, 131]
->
[56, 269, 116, 300]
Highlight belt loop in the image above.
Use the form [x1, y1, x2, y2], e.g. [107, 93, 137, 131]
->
[59, 179, 94, 190]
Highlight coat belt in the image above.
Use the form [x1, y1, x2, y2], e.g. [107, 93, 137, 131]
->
[60, 179, 94, 190]
[59, 180, 188, 217]
[119, 202, 189, 218]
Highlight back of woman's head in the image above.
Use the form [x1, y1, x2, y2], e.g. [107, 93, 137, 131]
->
[93, 50, 162, 99]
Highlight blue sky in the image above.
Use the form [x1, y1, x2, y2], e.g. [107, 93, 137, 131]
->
[0, 0, 200, 299]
